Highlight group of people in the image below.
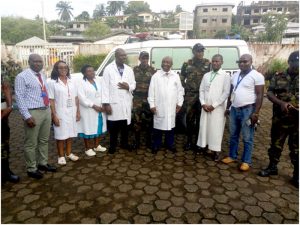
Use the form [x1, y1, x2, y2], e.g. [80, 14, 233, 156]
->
[1, 44, 298, 188]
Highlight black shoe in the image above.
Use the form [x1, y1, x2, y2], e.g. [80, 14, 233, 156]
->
[151, 147, 158, 154]
[108, 148, 116, 154]
[258, 166, 278, 177]
[121, 144, 132, 151]
[290, 178, 299, 188]
[214, 152, 220, 162]
[27, 170, 43, 179]
[38, 164, 57, 173]
[184, 142, 192, 151]
[168, 146, 177, 153]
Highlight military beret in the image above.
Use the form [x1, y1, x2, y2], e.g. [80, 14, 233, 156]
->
[192, 43, 205, 52]
[139, 51, 149, 58]
[288, 51, 299, 62]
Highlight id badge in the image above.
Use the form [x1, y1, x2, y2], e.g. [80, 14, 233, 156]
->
[67, 98, 73, 107]
[41, 91, 47, 97]
[230, 92, 236, 102]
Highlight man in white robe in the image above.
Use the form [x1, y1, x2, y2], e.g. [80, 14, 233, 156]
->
[148, 56, 184, 154]
[197, 54, 231, 160]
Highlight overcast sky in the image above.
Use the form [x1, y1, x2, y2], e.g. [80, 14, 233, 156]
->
[1, 0, 255, 21]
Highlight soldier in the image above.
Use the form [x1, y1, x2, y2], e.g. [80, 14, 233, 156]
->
[181, 43, 210, 151]
[258, 51, 299, 188]
[131, 51, 156, 149]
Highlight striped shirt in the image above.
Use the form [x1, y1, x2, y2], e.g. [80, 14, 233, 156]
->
[15, 68, 49, 120]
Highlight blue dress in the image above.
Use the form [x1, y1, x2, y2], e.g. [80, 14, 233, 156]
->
[78, 82, 103, 139]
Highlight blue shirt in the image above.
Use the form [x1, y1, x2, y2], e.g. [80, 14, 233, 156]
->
[15, 68, 49, 120]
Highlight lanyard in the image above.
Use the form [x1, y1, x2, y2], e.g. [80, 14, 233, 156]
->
[209, 71, 218, 83]
[234, 70, 252, 91]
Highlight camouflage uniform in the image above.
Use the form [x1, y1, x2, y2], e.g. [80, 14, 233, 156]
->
[180, 57, 210, 148]
[267, 70, 299, 174]
[131, 64, 156, 147]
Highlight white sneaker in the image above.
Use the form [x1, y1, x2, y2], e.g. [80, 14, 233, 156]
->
[85, 149, 96, 156]
[94, 145, 107, 152]
[58, 157, 66, 165]
[66, 153, 79, 161]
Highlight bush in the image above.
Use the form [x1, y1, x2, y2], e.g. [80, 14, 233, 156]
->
[73, 54, 107, 73]
[265, 58, 288, 80]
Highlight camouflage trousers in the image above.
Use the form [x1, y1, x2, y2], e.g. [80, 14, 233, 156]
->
[1, 118, 10, 160]
[182, 95, 201, 143]
[131, 100, 153, 146]
[268, 113, 299, 167]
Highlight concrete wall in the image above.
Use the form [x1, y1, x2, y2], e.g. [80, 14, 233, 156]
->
[248, 42, 299, 74]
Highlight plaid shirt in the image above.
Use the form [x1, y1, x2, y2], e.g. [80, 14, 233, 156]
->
[15, 68, 49, 120]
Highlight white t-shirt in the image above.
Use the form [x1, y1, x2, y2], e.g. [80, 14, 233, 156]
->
[231, 69, 265, 108]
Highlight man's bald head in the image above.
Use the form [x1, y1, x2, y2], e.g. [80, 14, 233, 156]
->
[28, 54, 43, 72]
[115, 48, 127, 65]
[238, 54, 253, 72]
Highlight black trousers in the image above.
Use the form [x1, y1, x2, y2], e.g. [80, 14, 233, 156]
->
[107, 120, 129, 150]
[152, 128, 175, 149]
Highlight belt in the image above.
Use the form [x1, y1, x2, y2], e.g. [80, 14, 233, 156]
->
[29, 107, 49, 110]
[235, 104, 255, 110]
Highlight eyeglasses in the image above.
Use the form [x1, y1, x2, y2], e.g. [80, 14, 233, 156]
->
[58, 66, 68, 70]
[236, 60, 249, 64]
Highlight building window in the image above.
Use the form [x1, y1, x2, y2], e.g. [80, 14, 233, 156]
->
[202, 19, 207, 23]
[222, 18, 227, 23]
[222, 8, 228, 12]
[212, 8, 217, 11]
[253, 19, 259, 23]
[212, 18, 217, 22]
[244, 19, 250, 25]
[254, 8, 259, 13]
[203, 8, 208, 12]
[77, 24, 80, 28]
[263, 8, 267, 13]
[277, 8, 282, 12]
[245, 8, 251, 14]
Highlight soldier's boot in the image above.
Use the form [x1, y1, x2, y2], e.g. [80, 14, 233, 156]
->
[1, 159, 20, 184]
[132, 133, 140, 150]
[291, 161, 299, 188]
[258, 161, 278, 177]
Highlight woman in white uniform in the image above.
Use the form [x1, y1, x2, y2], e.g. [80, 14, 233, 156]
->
[48, 61, 80, 165]
[77, 65, 107, 156]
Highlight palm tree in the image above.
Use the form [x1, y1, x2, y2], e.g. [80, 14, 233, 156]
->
[106, 1, 125, 16]
[56, 1, 74, 22]
[93, 4, 106, 19]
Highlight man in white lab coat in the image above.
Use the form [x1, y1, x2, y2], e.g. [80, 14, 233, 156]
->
[148, 56, 184, 154]
[196, 54, 231, 161]
[102, 48, 136, 154]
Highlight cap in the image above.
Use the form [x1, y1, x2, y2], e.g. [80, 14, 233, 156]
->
[288, 51, 299, 62]
[192, 43, 205, 52]
[139, 51, 149, 58]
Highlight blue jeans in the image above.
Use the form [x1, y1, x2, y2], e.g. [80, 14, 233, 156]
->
[229, 105, 255, 164]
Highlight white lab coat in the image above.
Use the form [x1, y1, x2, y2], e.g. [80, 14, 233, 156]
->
[77, 77, 107, 135]
[48, 78, 78, 140]
[102, 61, 136, 125]
[148, 70, 184, 130]
[197, 69, 231, 151]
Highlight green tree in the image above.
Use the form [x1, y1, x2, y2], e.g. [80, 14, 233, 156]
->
[93, 4, 106, 19]
[214, 30, 227, 39]
[257, 12, 289, 42]
[231, 24, 252, 41]
[124, 1, 151, 14]
[106, 1, 125, 16]
[175, 5, 183, 13]
[83, 21, 111, 39]
[75, 11, 90, 21]
[56, 1, 73, 22]
[1, 16, 55, 44]
[125, 15, 143, 29]
[105, 17, 119, 28]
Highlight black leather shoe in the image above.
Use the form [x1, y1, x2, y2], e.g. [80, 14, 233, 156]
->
[214, 152, 220, 162]
[258, 166, 278, 177]
[151, 147, 158, 154]
[290, 178, 299, 188]
[38, 164, 57, 172]
[27, 170, 43, 179]
[108, 148, 116, 154]
[184, 142, 192, 151]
